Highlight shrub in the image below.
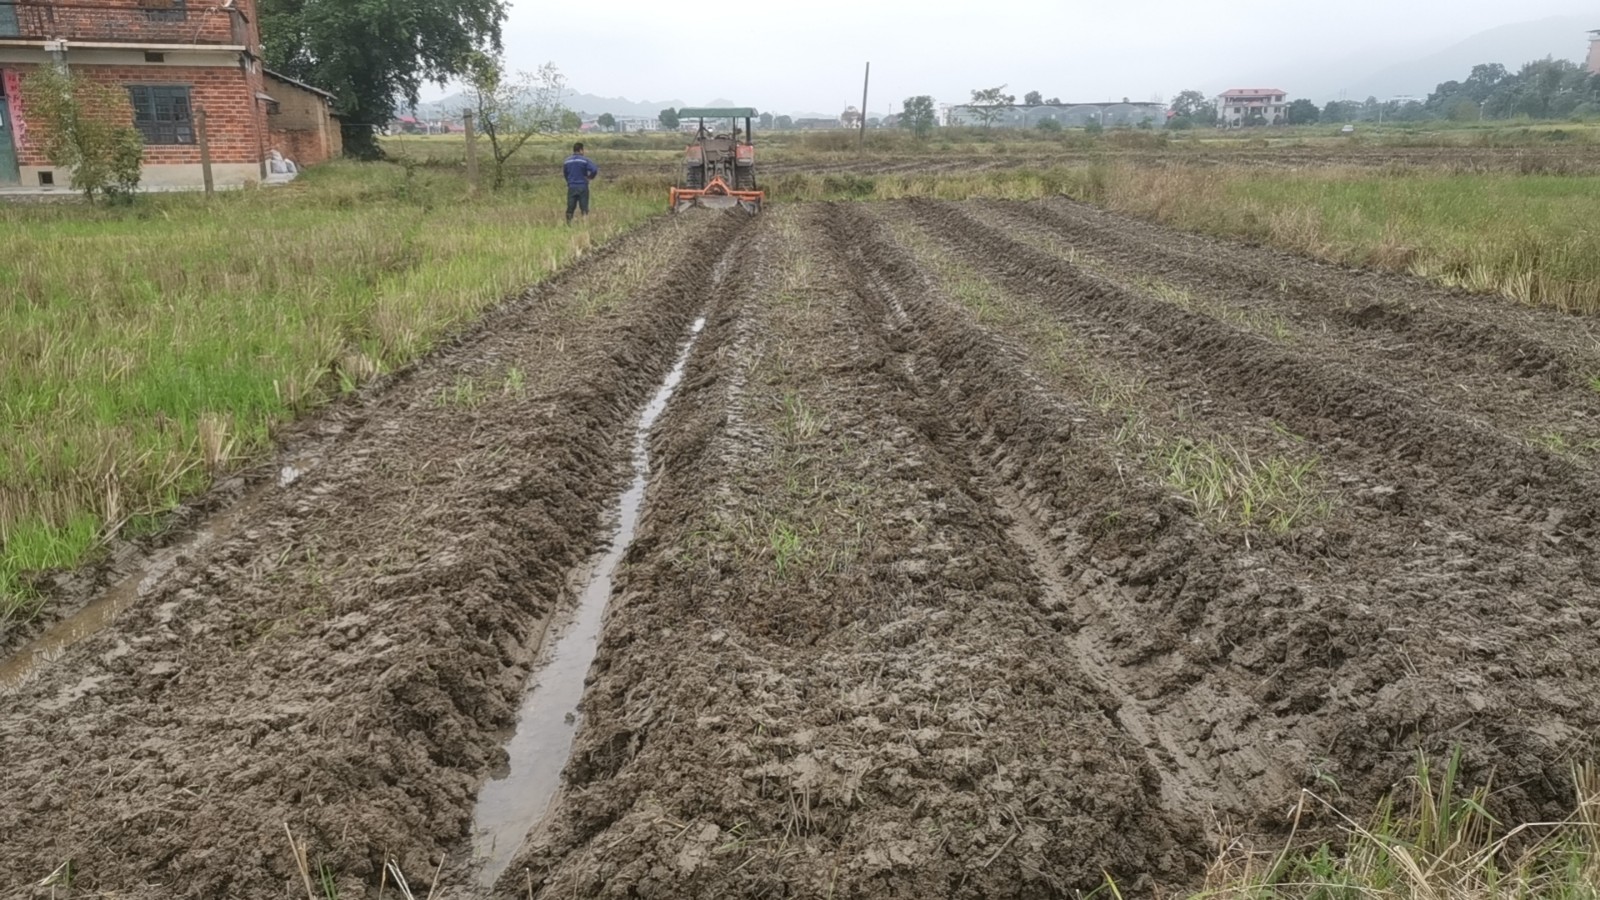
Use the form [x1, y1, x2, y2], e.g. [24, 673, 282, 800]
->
[21, 66, 144, 202]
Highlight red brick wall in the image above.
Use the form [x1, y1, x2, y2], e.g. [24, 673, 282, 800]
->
[9, 62, 267, 169]
[265, 75, 341, 166]
[269, 127, 320, 167]
[17, 0, 247, 45]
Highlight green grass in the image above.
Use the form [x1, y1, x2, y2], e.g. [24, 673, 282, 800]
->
[0, 161, 660, 623]
[1074, 165, 1600, 315]
[1191, 752, 1600, 900]
[1161, 438, 1332, 535]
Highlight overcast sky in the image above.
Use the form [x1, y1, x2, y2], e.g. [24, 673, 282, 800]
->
[458, 0, 1597, 114]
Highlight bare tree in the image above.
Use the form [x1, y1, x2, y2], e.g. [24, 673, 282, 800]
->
[464, 53, 567, 190]
[968, 85, 1015, 128]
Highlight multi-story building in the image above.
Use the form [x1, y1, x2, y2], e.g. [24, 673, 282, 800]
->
[0, 0, 338, 190]
[1216, 88, 1288, 127]
[1588, 29, 1599, 76]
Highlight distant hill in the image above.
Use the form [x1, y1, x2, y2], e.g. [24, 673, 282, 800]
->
[1230, 15, 1595, 103]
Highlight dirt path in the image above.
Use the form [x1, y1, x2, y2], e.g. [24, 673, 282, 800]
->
[2, 199, 1598, 900]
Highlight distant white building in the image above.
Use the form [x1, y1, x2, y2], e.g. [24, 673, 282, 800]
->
[946, 102, 1167, 129]
[1588, 29, 1600, 75]
[1216, 88, 1288, 126]
[614, 116, 661, 132]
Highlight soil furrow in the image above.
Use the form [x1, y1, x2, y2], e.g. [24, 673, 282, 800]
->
[985, 200, 1600, 462]
[886, 200, 1600, 820]
[1022, 198, 1600, 379]
[905, 200, 1600, 569]
[508, 205, 1202, 899]
[0, 213, 750, 899]
[824, 204, 1280, 813]
[831, 201, 1306, 824]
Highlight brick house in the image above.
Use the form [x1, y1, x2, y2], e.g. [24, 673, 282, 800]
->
[1216, 88, 1288, 127]
[0, 0, 338, 189]
[263, 68, 341, 167]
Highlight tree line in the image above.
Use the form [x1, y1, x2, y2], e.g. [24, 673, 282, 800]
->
[1171, 56, 1600, 129]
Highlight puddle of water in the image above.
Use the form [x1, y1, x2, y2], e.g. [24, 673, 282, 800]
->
[470, 317, 707, 888]
[0, 460, 312, 694]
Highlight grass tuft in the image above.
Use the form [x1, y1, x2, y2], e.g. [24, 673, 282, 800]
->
[1162, 438, 1332, 535]
[1201, 751, 1600, 900]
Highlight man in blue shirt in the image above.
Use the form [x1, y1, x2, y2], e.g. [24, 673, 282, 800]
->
[563, 142, 598, 224]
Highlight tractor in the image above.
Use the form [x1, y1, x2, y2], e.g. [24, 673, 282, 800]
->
[669, 107, 765, 215]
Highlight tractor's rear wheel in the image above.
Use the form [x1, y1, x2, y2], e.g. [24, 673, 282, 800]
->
[685, 165, 706, 190]
[735, 166, 756, 191]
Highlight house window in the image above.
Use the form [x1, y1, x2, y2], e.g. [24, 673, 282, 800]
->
[140, 0, 188, 22]
[128, 85, 194, 145]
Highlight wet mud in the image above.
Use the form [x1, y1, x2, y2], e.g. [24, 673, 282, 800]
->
[2, 200, 1598, 899]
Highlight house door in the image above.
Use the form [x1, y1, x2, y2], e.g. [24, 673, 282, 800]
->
[0, 73, 19, 185]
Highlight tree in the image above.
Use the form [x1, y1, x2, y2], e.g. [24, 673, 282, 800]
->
[21, 67, 144, 202]
[1446, 99, 1480, 122]
[1170, 90, 1209, 119]
[464, 54, 567, 190]
[759, 112, 773, 130]
[1322, 100, 1360, 123]
[775, 114, 793, 130]
[1024, 90, 1043, 106]
[968, 84, 1015, 128]
[900, 95, 937, 138]
[260, 0, 507, 159]
[596, 112, 616, 131]
[1037, 118, 1062, 132]
[1083, 119, 1104, 135]
[1168, 89, 1217, 128]
[559, 110, 582, 132]
[1044, 97, 1062, 106]
[1286, 98, 1320, 125]
[659, 107, 680, 130]
[1164, 87, 1209, 128]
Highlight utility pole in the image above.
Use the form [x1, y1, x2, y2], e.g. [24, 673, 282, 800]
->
[859, 61, 870, 152]
[195, 108, 215, 195]
[463, 109, 478, 192]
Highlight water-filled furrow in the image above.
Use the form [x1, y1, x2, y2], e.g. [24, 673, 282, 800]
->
[469, 315, 708, 888]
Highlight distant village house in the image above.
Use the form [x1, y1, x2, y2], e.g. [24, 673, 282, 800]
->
[1215, 88, 1288, 126]
[1589, 29, 1599, 75]
[0, 0, 340, 190]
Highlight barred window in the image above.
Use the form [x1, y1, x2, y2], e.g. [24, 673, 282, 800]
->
[128, 85, 194, 145]
[140, 0, 188, 22]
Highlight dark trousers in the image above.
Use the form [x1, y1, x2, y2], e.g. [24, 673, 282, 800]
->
[566, 185, 590, 222]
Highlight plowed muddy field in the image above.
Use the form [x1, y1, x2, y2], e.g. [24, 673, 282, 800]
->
[4, 200, 1600, 899]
